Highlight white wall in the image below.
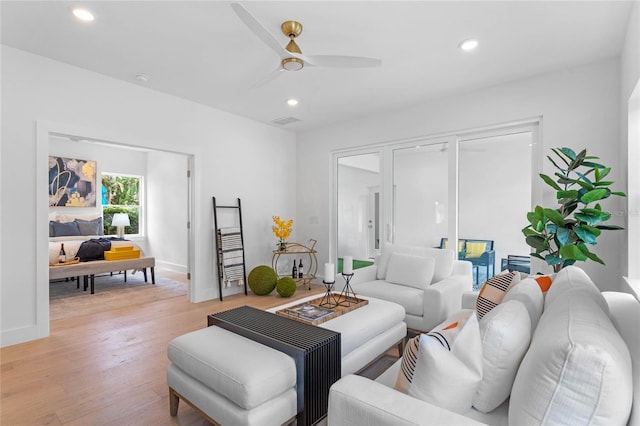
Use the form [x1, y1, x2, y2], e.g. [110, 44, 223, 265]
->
[1, 47, 296, 346]
[297, 58, 624, 292]
[146, 150, 189, 273]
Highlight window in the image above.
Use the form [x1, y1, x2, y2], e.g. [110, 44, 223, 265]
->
[101, 173, 142, 236]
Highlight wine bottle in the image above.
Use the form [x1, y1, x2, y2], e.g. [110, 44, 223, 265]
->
[292, 261, 297, 279]
[58, 243, 66, 263]
[298, 258, 304, 279]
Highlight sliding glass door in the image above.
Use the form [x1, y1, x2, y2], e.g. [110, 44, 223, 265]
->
[336, 152, 382, 270]
[458, 129, 534, 286]
[332, 121, 539, 282]
[392, 141, 450, 247]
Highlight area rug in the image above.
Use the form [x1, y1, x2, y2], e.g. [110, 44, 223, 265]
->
[49, 272, 188, 321]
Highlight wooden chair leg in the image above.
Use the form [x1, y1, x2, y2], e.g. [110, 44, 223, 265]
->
[169, 387, 180, 416]
[143, 268, 148, 282]
[124, 270, 127, 282]
[151, 267, 156, 284]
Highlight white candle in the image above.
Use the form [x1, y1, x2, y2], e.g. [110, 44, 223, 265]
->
[324, 263, 335, 282]
[343, 256, 353, 274]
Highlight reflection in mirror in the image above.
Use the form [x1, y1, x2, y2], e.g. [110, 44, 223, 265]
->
[459, 132, 532, 287]
[393, 143, 448, 247]
[337, 153, 380, 272]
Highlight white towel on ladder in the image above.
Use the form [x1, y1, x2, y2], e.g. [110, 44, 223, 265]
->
[218, 227, 244, 287]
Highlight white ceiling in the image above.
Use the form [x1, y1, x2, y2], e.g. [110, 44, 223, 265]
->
[1, 1, 634, 133]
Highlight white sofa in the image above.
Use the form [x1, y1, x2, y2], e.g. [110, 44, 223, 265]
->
[347, 244, 473, 332]
[328, 266, 640, 426]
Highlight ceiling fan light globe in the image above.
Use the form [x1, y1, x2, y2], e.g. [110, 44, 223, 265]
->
[282, 57, 304, 71]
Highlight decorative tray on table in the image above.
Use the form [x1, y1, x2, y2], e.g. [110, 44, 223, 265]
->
[276, 294, 368, 325]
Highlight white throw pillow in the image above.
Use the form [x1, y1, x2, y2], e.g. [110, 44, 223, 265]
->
[473, 300, 531, 413]
[385, 253, 435, 289]
[509, 290, 632, 425]
[503, 277, 544, 333]
[377, 243, 454, 282]
[544, 265, 608, 314]
[402, 310, 483, 414]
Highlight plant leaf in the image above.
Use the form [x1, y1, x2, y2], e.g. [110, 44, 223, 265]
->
[559, 244, 588, 261]
[611, 191, 627, 197]
[581, 224, 601, 237]
[559, 147, 576, 161]
[598, 167, 611, 180]
[593, 181, 613, 187]
[596, 224, 624, 230]
[575, 171, 593, 185]
[557, 190, 579, 199]
[540, 173, 562, 191]
[543, 208, 565, 226]
[582, 161, 605, 169]
[580, 188, 609, 204]
[556, 226, 571, 245]
[526, 235, 547, 251]
[551, 149, 570, 167]
[545, 254, 563, 265]
[574, 226, 597, 244]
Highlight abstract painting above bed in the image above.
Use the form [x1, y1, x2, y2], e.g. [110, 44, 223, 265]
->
[48, 156, 97, 207]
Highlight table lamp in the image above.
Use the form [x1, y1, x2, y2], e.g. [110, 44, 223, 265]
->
[111, 213, 130, 238]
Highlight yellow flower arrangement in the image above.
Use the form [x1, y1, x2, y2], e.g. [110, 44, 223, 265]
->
[272, 216, 293, 245]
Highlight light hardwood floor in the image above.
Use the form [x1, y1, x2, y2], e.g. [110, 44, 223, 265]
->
[1, 279, 326, 425]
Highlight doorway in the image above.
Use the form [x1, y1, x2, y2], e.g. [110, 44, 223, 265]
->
[38, 124, 195, 326]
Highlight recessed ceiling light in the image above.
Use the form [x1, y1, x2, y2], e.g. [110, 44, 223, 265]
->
[458, 38, 478, 52]
[287, 98, 299, 107]
[72, 8, 94, 22]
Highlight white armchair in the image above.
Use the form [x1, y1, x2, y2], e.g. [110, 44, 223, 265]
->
[347, 244, 473, 332]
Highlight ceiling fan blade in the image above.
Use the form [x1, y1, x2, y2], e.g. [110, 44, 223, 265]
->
[250, 67, 284, 89]
[303, 55, 381, 68]
[231, 3, 288, 59]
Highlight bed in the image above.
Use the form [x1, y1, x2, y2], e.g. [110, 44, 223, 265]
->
[49, 212, 155, 294]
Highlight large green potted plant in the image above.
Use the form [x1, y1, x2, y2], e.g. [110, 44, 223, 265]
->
[523, 147, 626, 272]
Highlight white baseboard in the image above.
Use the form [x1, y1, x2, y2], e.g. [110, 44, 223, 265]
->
[155, 260, 187, 274]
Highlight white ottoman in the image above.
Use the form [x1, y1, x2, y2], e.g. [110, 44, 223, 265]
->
[270, 294, 407, 376]
[167, 325, 297, 425]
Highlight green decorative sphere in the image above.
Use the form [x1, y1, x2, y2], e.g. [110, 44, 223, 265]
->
[248, 265, 277, 295]
[276, 277, 297, 297]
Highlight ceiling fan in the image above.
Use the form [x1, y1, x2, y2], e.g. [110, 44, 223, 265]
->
[231, 3, 381, 84]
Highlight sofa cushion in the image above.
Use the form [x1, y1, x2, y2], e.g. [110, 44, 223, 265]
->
[385, 253, 435, 289]
[377, 244, 454, 283]
[476, 270, 519, 320]
[544, 265, 608, 314]
[464, 242, 486, 258]
[352, 280, 424, 316]
[509, 289, 633, 425]
[502, 277, 543, 333]
[404, 310, 482, 415]
[473, 300, 531, 413]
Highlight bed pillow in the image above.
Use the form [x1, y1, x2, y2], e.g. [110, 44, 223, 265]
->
[395, 309, 482, 414]
[385, 253, 435, 289]
[75, 217, 103, 236]
[51, 220, 81, 237]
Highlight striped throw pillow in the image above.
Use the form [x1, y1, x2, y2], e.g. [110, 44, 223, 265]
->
[476, 271, 520, 319]
[395, 310, 472, 393]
